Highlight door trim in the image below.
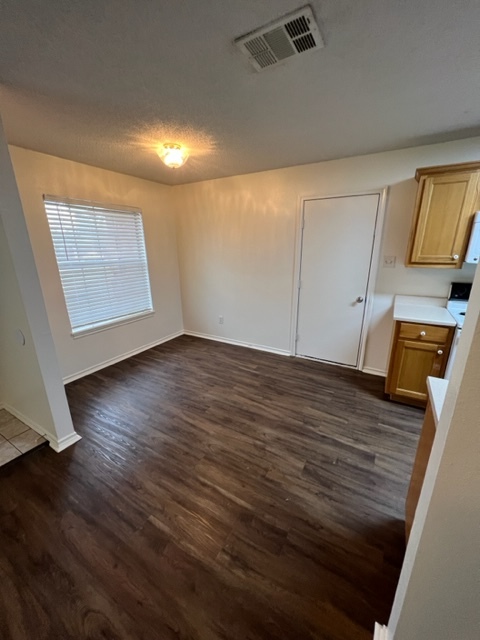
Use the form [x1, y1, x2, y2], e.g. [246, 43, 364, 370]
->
[289, 188, 388, 370]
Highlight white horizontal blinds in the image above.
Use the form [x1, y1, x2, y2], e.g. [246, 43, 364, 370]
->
[44, 196, 153, 335]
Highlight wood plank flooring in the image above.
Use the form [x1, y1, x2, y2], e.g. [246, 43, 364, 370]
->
[0, 335, 424, 640]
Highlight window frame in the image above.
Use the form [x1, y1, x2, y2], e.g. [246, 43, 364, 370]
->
[43, 195, 154, 338]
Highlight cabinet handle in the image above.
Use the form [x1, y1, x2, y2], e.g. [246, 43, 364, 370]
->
[420, 331, 426, 336]
[452, 254, 459, 260]
[437, 349, 443, 355]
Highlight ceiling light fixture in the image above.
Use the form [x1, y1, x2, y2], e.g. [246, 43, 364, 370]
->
[157, 143, 189, 168]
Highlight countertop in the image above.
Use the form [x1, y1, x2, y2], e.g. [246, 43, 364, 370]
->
[393, 295, 456, 327]
[427, 376, 449, 427]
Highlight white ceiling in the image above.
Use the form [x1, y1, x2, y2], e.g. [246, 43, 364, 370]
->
[1, 0, 480, 186]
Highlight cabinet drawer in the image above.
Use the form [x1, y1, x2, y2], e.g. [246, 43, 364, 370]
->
[398, 322, 451, 343]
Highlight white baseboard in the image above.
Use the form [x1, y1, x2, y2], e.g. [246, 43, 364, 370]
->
[66, 328, 384, 384]
[184, 330, 291, 357]
[1, 402, 55, 442]
[63, 330, 184, 383]
[362, 366, 387, 377]
[48, 431, 83, 453]
[0, 402, 82, 453]
[374, 623, 391, 640]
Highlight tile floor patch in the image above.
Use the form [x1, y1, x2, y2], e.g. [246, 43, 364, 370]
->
[0, 409, 47, 467]
[10, 430, 46, 454]
[0, 418, 29, 440]
[0, 440, 22, 466]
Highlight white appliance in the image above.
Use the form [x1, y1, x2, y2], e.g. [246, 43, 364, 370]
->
[445, 283, 472, 379]
[465, 211, 480, 264]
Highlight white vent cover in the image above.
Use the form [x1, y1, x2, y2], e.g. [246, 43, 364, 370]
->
[235, 5, 324, 72]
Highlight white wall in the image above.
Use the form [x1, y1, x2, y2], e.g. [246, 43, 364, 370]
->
[0, 216, 54, 429]
[175, 137, 479, 373]
[7, 136, 479, 381]
[387, 261, 480, 639]
[9, 147, 183, 381]
[0, 121, 77, 449]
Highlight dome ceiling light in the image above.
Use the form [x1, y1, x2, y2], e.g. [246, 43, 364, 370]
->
[157, 143, 189, 168]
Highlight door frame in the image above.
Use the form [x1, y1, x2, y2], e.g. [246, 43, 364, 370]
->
[289, 188, 388, 370]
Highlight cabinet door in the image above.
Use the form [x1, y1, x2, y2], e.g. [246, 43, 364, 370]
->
[405, 401, 436, 541]
[408, 171, 479, 267]
[388, 339, 446, 402]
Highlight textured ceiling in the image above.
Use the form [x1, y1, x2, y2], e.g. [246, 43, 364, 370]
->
[1, 0, 480, 185]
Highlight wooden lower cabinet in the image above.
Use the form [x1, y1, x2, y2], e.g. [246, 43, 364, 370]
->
[386, 322, 454, 406]
[405, 400, 436, 540]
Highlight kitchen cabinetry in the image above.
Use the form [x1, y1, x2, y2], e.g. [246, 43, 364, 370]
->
[405, 399, 436, 540]
[405, 377, 447, 541]
[386, 321, 454, 406]
[406, 161, 480, 268]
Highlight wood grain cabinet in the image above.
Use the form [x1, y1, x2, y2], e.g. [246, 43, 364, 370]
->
[406, 161, 480, 268]
[386, 322, 454, 406]
[405, 400, 436, 540]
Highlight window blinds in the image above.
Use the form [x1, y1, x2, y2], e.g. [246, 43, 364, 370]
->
[44, 196, 153, 336]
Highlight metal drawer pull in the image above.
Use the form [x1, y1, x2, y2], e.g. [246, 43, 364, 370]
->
[420, 331, 426, 336]
[437, 350, 443, 355]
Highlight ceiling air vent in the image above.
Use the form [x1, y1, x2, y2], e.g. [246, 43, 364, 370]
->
[235, 5, 324, 72]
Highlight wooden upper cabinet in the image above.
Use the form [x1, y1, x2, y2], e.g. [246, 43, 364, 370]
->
[406, 161, 480, 268]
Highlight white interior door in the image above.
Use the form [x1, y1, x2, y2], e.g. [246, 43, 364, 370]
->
[296, 194, 379, 367]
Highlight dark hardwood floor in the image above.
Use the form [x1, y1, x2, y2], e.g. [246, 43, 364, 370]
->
[0, 335, 424, 640]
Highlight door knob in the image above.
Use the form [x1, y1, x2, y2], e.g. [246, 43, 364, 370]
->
[420, 331, 426, 336]
[356, 296, 364, 303]
[437, 350, 443, 355]
[452, 254, 459, 260]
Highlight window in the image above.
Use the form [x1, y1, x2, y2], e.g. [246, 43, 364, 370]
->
[44, 195, 153, 336]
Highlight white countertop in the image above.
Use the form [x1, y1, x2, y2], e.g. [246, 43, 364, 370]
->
[427, 376, 449, 426]
[394, 295, 456, 327]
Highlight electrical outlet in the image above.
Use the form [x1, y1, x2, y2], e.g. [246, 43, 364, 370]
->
[218, 315, 224, 324]
[383, 255, 396, 268]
